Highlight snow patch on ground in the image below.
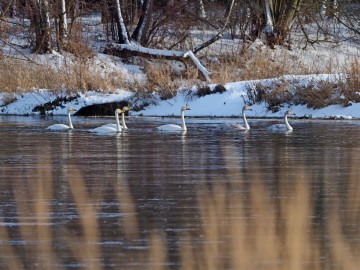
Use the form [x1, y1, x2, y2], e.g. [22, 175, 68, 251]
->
[2, 74, 359, 119]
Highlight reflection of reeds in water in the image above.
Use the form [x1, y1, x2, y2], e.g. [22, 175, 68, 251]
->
[1, 142, 360, 269]
[327, 148, 360, 270]
[176, 146, 360, 270]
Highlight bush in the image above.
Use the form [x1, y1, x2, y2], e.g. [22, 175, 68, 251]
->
[295, 82, 337, 109]
[144, 61, 181, 100]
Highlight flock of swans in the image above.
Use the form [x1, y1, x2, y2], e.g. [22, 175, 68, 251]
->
[46, 105, 296, 133]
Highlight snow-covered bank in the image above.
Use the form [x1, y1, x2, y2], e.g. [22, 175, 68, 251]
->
[1, 74, 359, 119]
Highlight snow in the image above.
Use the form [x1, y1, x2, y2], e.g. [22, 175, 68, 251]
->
[1, 74, 360, 119]
[1, 13, 360, 120]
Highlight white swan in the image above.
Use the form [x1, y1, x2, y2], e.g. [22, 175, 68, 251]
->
[268, 109, 296, 132]
[121, 106, 131, 129]
[90, 109, 123, 134]
[101, 106, 131, 129]
[47, 107, 77, 130]
[230, 105, 252, 130]
[156, 105, 190, 131]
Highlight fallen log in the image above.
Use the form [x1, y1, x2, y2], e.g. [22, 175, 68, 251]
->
[104, 43, 211, 82]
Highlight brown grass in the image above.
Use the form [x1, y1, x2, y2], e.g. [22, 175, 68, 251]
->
[143, 61, 199, 100]
[0, 57, 128, 94]
[206, 46, 327, 84]
[0, 43, 359, 109]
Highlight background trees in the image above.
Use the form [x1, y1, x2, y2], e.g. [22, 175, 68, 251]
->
[0, 0, 359, 55]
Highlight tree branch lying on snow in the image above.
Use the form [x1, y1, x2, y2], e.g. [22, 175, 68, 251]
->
[104, 43, 211, 82]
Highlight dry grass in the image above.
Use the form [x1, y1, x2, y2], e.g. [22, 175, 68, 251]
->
[0, 43, 359, 109]
[143, 60, 199, 100]
[241, 60, 360, 112]
[0, 57, 128, 94]
[206, 46, 325, 84]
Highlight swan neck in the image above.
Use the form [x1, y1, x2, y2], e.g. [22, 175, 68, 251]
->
[284, 115, 293, 130]
[121, 112, 128, 129]
[68, 111, 74, 129]
[181, 110, 187, 131]
[242, 111, 250, 130]
[116, 112, 121, 131]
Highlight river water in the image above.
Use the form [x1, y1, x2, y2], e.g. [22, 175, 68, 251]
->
[0, 115, 360, 270]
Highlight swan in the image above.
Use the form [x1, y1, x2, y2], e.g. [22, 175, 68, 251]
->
[121, 106, 131, 129]
[47, 107, 77, 130]
[230, 105, 252, 130]
[156, 105, 191, 131]
[90, 109, 123, 134]
[268, 109, 296, 132]
[100, 106, 131, 129]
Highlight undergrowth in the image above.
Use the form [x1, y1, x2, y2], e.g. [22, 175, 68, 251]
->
[243, 59, 360, 112]
[0, 43, 359, 111]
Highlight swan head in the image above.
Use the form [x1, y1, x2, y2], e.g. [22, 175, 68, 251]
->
[285, 110, 295, 116]
[242, 106, 252, 112]
[122, 106, 131, 112]
[68, 107, 77, 112]
[115, 109, 122, 114]
[181, 105, 191, 111]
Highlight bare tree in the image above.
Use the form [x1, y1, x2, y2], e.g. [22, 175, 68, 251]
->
[261, 0, 303, 45]
[27, 0, 52, 53]
[131, 0, 152, 43]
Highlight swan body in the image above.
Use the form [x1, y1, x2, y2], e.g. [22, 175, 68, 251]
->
[47, 107, 77, 130]
[269, 110, 295, 132]
[156, 106, 190, 131]
[229, 105, 252, 130]
[90, 109, 123, 134]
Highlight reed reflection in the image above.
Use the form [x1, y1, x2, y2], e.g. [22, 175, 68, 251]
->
[0, 122, 359, 269]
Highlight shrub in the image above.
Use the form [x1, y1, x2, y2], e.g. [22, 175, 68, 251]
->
[295, 82, 337, 109]
[144, 61, 180, 100]
[197, 86, 211, 97]
[262, 82, 293, 112]
[338, 59, 360, 106]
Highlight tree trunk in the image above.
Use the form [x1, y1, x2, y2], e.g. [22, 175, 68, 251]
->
[264, 0, 274, 35]
[131, 0, 152, 44]
[198, 0, 206, 18]
[104, 43, 211, 82]
[266, 0, 303, 45]
[59, 0, 68, 39]
[40, 0, 52, 52]
[28, 0, 52, 53]
[113, 0, 131, 44]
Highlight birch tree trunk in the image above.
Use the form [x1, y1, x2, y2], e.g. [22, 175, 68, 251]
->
[265, 0, 303, 45]
[198, 0, 206, 18]
[264, 0, 274, 35]
[131, 0, 152, 44]
[40, 0, 52, 52]
[114, 0, 130, 44]
[59, 0, 68, 38]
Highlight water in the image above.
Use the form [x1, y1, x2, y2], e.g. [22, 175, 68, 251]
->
[1, 115, 360, 270]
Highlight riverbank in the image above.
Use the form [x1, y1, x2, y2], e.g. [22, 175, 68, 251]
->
[1, 73, 359, 119]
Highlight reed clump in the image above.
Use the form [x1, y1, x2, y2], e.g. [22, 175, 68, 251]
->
[0, 57, 128, 94]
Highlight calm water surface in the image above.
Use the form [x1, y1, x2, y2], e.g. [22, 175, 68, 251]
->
[0, 115, 360, 270]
